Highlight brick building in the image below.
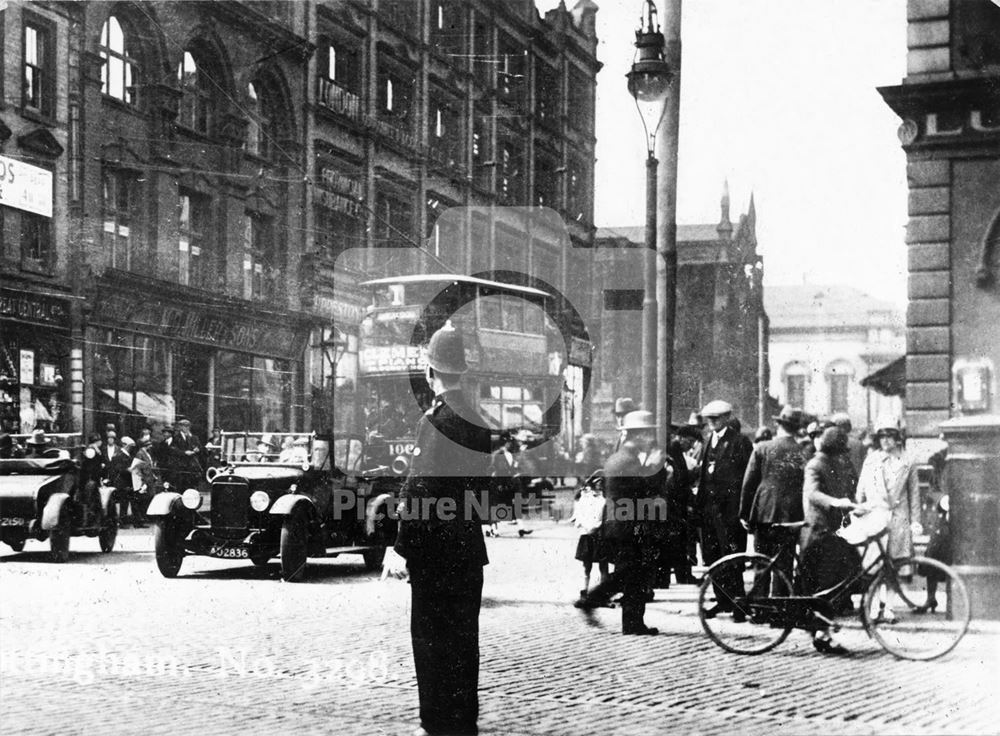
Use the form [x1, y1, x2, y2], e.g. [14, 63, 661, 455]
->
[593, 186, 768, 442]
[0, 0, 599, 441]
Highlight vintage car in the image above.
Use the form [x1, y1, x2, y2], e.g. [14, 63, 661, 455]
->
[0, 450, 118, 561]
[146, 432, 397, 581]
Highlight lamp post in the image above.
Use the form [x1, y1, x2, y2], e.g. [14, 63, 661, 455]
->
[315, 326, 348, 431]
[627, 0, 673, 437]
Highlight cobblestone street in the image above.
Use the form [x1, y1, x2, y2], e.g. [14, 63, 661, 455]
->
[2, 521, 998, 736]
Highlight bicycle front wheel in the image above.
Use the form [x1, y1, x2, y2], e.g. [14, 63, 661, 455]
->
[699, 553, 793, 655]
[862, 556, 971, 660]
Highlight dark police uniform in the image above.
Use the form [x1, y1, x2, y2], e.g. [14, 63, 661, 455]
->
[394, 386, 491, 735]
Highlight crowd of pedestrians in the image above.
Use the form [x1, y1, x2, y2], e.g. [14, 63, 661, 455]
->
[570, 396, 939, 655]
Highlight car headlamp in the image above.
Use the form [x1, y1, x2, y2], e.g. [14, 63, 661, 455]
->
[250, 491, 270, 512]
[181, 488, 203, 510]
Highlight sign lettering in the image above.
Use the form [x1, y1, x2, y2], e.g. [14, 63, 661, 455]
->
[0, 289, 69, 328]
[359, 345, 425, 374]
[0, 155, 53, 217]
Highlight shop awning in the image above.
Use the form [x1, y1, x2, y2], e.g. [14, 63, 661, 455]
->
[860, 356, 906, 397]
[99, 388, 175, 421]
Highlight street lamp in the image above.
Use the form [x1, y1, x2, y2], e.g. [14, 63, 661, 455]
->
[627, 0, 673, 427]
[318, 325, 348, 388]
[313, 326, 348, 432]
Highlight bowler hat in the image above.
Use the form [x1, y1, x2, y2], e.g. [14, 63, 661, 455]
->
[26, 429, 49, 446]
[426, 326, 468, 374]
[614, 397, 637, 416]
[675, 425, 702, 441]
[701, 400, 733, 418]
[772, 405, 804, 430]
[621, 410, 656, 431]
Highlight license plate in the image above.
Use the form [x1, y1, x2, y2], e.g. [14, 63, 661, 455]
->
[209, 545, 248, 559]
[0, 518, 26, 527]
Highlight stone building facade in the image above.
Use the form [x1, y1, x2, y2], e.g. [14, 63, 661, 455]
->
[0, 0, 599, 441]
[879, 0, 1000, 442]
[593, 187, 768, 442]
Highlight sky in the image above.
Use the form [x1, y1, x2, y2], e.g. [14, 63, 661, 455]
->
[538, 0, 910, 306]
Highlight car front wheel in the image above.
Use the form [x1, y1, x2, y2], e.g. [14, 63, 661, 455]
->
[153, 518, 185, 578]
[280, 507, 309, 582]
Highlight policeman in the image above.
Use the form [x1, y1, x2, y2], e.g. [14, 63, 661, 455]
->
[385, 326, 491, 736]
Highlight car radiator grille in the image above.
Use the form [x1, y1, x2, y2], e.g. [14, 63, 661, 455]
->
[211, 480, 250, 530]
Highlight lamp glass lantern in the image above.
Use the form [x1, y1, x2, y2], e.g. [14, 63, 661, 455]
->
[318, 326, 348, 388]
[627, 0, 673, 156]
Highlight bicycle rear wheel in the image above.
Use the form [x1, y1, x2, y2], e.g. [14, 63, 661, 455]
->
[862, 556, 971, 660]
[699, 553, 793, 655]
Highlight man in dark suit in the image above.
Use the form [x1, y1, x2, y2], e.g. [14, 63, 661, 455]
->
[386, 326, 491, 736]
[696, 400, 753, 617]
[171, 418, 204, 490]
[830, 412, 866, 485]
[575, 410, 666, 635]
[739, 405, 807, 595]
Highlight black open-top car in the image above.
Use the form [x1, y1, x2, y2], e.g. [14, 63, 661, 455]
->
[0, 450, 117, 561]
[145, 432, 396, 581]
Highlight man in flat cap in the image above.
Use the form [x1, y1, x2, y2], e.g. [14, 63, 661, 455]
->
[696, 400, 753, 618]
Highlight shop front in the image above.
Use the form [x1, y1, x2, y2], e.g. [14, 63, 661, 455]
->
[0, 287, 73, 434]
[88, 274, 312, 440]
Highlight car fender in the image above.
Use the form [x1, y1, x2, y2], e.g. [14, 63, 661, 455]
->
[365, 493, 395, 536]
[41, 493, 71, 531]
[268, 494, 314, 518]
[146, 492, 182, 518]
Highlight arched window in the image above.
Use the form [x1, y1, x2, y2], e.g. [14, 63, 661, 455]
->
[177, 50, 213, 134]
[246, 81, 262, 156]
[245, 79, 277, 158]
[100, 15, 139, 104]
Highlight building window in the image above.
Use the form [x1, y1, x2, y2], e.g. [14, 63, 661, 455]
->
[177, 50, 212, 134]
[100, 15, 138, 104]
[377, 67, 413, 121]
[566, 156, 589, 222]
[23, 19, 55, 116]
[472, 12, 492, 88]
[784, 363, 809, 410]
[534, 153, 558, 208]
[178, 190, 210, 288]
[568, 66, 593, 133]
[430, 0, 463, 57]
[243, 212, 276, 300]
[318, 40, 362, 121]
[498, 136, 523, 204]
[429, 94, 461, 170]
[20, 213, 52, 271]
[826, 360, 854, 415]
[496, 32, 525, 110]
[316, 205, 361, 266]
[472, 113, 492, 191]
[374, 189, 414, 250]
[246, 82, 264, 156]
[102, 168, 138, 270]
[535, 59, 560, 129]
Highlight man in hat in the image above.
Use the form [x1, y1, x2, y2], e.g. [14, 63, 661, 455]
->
[24, 429, 55, 458]
[611, 397, 637, 452]
[738, 406, 807, 597]
[695, 400, 753, 617]
[385, 326, 491, 736]
[575, 409, 666, 635]
[171, 418, 203, 489]
[79, 432, 107, 525]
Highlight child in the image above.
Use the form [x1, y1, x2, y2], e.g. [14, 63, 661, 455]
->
[570, 473, 610, 600]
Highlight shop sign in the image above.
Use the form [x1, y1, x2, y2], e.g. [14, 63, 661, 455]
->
[312, 295, 365, 324]
[359, 345, 425, 374]
[93, 294, 308, 359]
[0, 288, 69, 328]
[318, 167, 364, 217]
[19, 350, 34, 385]
[0, 155, 52, 217]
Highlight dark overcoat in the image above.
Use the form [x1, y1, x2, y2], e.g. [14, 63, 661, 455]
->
[394, 388, 490, 573]
[739, 435, 806, 527]
[801, 450, 858, 551]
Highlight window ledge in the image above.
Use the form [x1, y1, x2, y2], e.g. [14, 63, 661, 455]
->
[20, 259, 54, 277]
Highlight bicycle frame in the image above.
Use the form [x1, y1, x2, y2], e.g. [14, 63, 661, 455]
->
[727, 530, 894, 633]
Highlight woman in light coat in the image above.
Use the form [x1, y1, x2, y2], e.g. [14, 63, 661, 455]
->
[843, 422, 922, 559]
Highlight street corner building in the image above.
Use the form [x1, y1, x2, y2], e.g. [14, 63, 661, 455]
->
[0, 0, 601, 444]
[878, 0, 1000, 618]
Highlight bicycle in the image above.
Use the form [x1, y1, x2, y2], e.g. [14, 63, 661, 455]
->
[697, 521, 971, 660]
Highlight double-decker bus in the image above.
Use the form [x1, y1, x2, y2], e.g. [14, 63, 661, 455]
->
[357, 273, 571, 477]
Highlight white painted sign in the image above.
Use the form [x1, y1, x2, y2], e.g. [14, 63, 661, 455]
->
[0, 155, 52, 217]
